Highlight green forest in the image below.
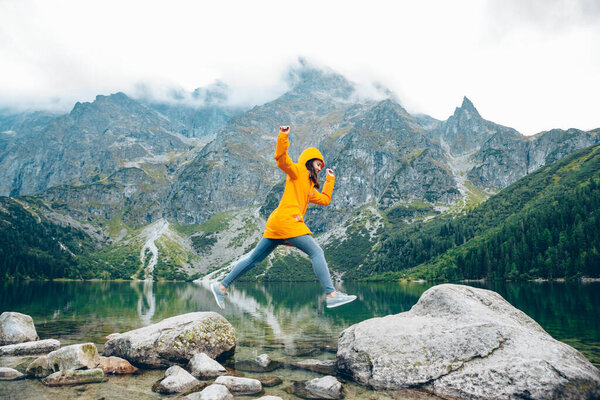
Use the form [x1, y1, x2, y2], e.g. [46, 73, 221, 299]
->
[357, 144, 600, 281]
[2, 143, 600, 282]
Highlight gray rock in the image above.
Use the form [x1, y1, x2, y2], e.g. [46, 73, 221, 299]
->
[214, 375, 262, 395]
[337, 284, 600, 399]
[188, 352, 227, 379]
[103, 312, 236, 368]
[26, 343, 100, 378]
[255, 353, 271, 368]
[0, 312, 39, 345]
[0, 367, 25, 380]
[152, 365, 202, 394]
[41, 368, 104, 386]
[25, 354, 51, 378]
[234, 359, 282, 372]
[290, 359, 337, 375]
[0, 339, 60, 356]
[187, 383, 233, 400]
[305, 375, 343, 399]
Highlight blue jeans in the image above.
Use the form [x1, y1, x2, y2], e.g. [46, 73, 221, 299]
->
[221, 234, 335, 294]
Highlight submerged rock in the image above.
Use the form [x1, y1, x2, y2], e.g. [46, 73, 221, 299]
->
[188, 352, 227, 379]
[97, 356, 140, 375]
[0, 339, 60, 356]
[257, 375, 282, 387]
[41, 368, 104, 386]
[289, 359, 337, 375]
[337, 284, 600, 399]
[233, 359, 282, 372]
[26, 343, 100, 378]
[214, 376, 262, 395]
[0, 312, 39, 345]
[187, 383, 233, 400]
[103, 312, 236, 368]
[305, 375, 343, 399]
[0, 367, 25, 381]
[152, 365, 204, 394]
[255, 353, 271, 368]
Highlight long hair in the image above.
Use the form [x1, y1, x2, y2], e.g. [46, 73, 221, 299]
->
[305, 158, 321, 189]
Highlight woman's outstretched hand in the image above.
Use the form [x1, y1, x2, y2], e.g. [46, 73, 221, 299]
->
[280, 125, 290, 134]
[326, 168, 335, 177]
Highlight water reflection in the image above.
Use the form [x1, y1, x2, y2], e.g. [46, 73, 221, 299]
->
[0, 280, 598, 367]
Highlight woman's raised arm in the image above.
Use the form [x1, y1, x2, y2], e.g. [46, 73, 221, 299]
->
[274, 125, 299, 179]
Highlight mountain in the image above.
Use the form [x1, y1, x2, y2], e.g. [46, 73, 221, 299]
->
[1, 61, 599, 281]
[360, 143, 600, 281]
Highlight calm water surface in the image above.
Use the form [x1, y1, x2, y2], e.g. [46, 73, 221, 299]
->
[1, 280, 598, 399]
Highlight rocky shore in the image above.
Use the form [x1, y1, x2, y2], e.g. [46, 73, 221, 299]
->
[1, 285, 599, 399]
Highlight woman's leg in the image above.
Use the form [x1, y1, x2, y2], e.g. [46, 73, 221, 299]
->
[221, 237, 280, 288]
[286, 234, 335, 294]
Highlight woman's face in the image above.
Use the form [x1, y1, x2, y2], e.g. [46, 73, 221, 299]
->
[312, 159, 323, 173]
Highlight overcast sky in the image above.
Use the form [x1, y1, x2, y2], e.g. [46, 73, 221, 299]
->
[0, 0, 598, 135]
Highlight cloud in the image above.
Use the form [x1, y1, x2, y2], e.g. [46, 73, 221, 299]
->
[0, 0, 598, 134]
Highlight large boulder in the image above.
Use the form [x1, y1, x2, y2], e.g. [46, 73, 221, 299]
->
[103, 312, 236, 368]
[0, 339, 60, 356]
[26, 343, 100, 378]
[337, 284, 600, 400]
[0, 312, 38, 345]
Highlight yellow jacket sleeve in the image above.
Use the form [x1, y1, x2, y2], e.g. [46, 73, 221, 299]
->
[274, 131, 299, 179]
[309, 175, 335, 205]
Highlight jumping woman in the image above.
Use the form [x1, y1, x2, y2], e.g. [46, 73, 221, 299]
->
[211, 125, 357, 309]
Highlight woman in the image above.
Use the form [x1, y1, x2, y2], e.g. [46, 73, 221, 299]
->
[211, 125, 356, 309]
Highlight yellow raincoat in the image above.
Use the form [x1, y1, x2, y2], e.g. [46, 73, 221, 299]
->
[263, 131, 335, 239]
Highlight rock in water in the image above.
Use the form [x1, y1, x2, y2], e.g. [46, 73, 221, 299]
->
[188, 352, 227, 379]
[337, 284, 600, 399]
[26, 343, 100, 378]
[0, 312, 39, 345]
[97, 356, 140, 375]
[186, 383, 233, 400]
[41, 368, 104, 386]
[0, 339, 60, 356]
[255, 353, 271, 368]
[290, 359, 337, 375]
[103, 312, 236, 368]
[0, 367, 25, 381]
[152, 365, 202, 394]
[214, 376, 262, 395]
[305, 375, 343, 399]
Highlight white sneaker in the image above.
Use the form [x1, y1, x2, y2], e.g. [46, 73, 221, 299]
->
[326, 292, 357, 308]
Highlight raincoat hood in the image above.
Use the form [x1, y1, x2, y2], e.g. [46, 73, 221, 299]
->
[298, 147, 325, 168]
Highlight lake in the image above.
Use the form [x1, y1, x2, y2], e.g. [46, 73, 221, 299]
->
[1, 280, 599, 399]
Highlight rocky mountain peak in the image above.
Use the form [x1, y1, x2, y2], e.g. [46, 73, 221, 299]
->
[285, 59, 355, 98]
[452, 96, 481, 120]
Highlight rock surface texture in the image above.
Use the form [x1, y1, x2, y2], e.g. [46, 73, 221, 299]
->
[26, 343, 100, 378]
[41, 368, 104, 387]
[0, 339, 60, 356]
[0, 312, 39, 345]
[214, 376, 262, 395]
[152, 365, 202, 394]
[186, 383, 233, 400]
[188, 352, 227, 379]
[97, 355, 140, 375]
[337, 284, 600, 399]
[0, 367, 25, 380]
[305, 375, 343, 399]
[103, 312, 236, 368]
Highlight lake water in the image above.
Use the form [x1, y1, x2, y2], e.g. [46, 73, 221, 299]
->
[1, 280, 599, 399]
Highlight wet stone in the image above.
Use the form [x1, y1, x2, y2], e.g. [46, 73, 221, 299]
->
[289, 359, 337, 375]
[258, 375, 282, 387]
[0, 367, 25, 380]
[233, 359, 282, 372]
[41, 368, 105, 387]
[214, 376, 262, 395]
[0, 339, 60, 356]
